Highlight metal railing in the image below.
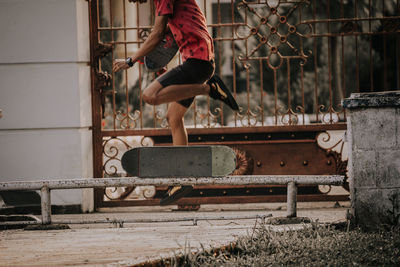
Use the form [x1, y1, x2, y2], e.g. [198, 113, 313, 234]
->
[88, 0, 399, 208]
[0, 175, 344, 225]
[92, 0, 400, 130]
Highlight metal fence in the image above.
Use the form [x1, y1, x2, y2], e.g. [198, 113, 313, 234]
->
[93, 0, 399, 130]
[89, 0, 399, 208]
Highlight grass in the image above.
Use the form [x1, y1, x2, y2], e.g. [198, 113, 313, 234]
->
[159, 222, 400, 267]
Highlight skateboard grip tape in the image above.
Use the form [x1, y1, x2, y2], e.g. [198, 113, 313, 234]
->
[121, 146, 236, 178]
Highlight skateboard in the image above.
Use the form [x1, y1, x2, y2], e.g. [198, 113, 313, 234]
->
[121, 146, 236, 178]
[144, 31, 178, 72]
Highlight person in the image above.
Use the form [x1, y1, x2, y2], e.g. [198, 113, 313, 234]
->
[113, 0, 239, 205]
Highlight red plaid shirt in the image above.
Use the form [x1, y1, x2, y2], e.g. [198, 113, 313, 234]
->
[154, 0, 214, 62]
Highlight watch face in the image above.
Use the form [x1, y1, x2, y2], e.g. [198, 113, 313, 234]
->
[126, 57, 133, 67]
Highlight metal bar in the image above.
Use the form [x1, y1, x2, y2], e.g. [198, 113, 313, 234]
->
[287, 182, 297, 218]
[231, 0, 237, 127]
[300, 62, 305, 125]
[273, 69, 278, 125]
[217, 0, 224, 126]
[97, 16, 400, 30]
[312, 0, 319, 123]
[99, 123, 348, 137]
[97, 25, 152, 31]
[0, 214, 272, 227]
[40, 186, 51, 225]
[246, 62, 251, 125]
[287, 58, 291, 123]
[327, 0, 333, 123]
[397, 0, 400, 90]
[89, 0, 105, 210]
[355, 0, 360, 92]
[301, 15, 400, 25]
[299, 0, 305, 124]
[187, 139, 317, 146]
[203, 0, 207, 19]
[137, 1, 143, 130]
[383, 1, 388, 91]
[123, 0, 130, 129]
[0, 175, 344, 191]
[296, 31, 400, 39]
[340, 0, 346, 119]
[109, 0, 117, 130]
[108, 30, 400, 42]
[259, 59, 264, 126]
[369, 0, 374, 92]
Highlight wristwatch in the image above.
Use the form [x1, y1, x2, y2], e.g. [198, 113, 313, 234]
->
[126, 57, 134, 67]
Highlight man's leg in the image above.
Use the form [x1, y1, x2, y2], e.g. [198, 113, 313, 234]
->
[167, 102, 189, 146]
[160, 102, 194, 205]
[142, 80, 209, 106]
[143, 77, 239, 111]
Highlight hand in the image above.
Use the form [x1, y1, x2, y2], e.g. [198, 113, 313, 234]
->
[113, 59, 130, 72]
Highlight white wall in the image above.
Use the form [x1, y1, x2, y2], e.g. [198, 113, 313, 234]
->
[0, 0, 93, 211]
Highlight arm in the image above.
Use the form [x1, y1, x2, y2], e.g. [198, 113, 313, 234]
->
[113, 15, 169, 72]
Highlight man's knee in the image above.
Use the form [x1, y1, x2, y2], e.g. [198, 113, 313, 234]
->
[142, 92, 159, 105]
[142, 81, 163, 105]
[166, 111, 184, 128]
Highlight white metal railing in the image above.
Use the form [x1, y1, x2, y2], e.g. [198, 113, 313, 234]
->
[0, 175, 344, 225]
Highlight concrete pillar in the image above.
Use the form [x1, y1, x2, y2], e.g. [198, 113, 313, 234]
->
[0, 0, 93, 212]
[343, 91, 400, 229]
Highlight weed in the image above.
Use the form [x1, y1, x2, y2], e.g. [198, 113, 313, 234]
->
[169, 222, 400, 267]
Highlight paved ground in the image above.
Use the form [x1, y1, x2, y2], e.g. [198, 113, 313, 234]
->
[0, 202, 349, 266]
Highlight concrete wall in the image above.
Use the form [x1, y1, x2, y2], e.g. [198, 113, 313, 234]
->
[343, 92, 400, 229]
[0, 0, 93, 211]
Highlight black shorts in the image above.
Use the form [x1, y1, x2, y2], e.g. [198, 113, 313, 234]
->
[157, 58, 215, 108]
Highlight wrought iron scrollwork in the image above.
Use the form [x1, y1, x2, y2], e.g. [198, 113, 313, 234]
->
[94, 43, 113, 61]
[236, 0, 312, 66]
[381, 18, 400, 32]
[92, 42, 113, 116]
[95, 71, 112, 90]
[236, 106, 263, 127]
[139, 28, 151, 41]
[193, 107, 222, 128]
[339, 21, 360, 34]
[317, 103, 345, 124]
[102, 136, 155, 200]
[276, 105, 300, 125]
[115, 110, 141, 129]
[317, 131, 349, 191]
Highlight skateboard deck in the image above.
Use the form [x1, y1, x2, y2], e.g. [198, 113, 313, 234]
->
[121, 146, 236, 178]
[144, 32, 178, 72]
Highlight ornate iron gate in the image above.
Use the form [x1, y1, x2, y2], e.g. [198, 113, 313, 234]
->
[89, 0, 400, 209]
